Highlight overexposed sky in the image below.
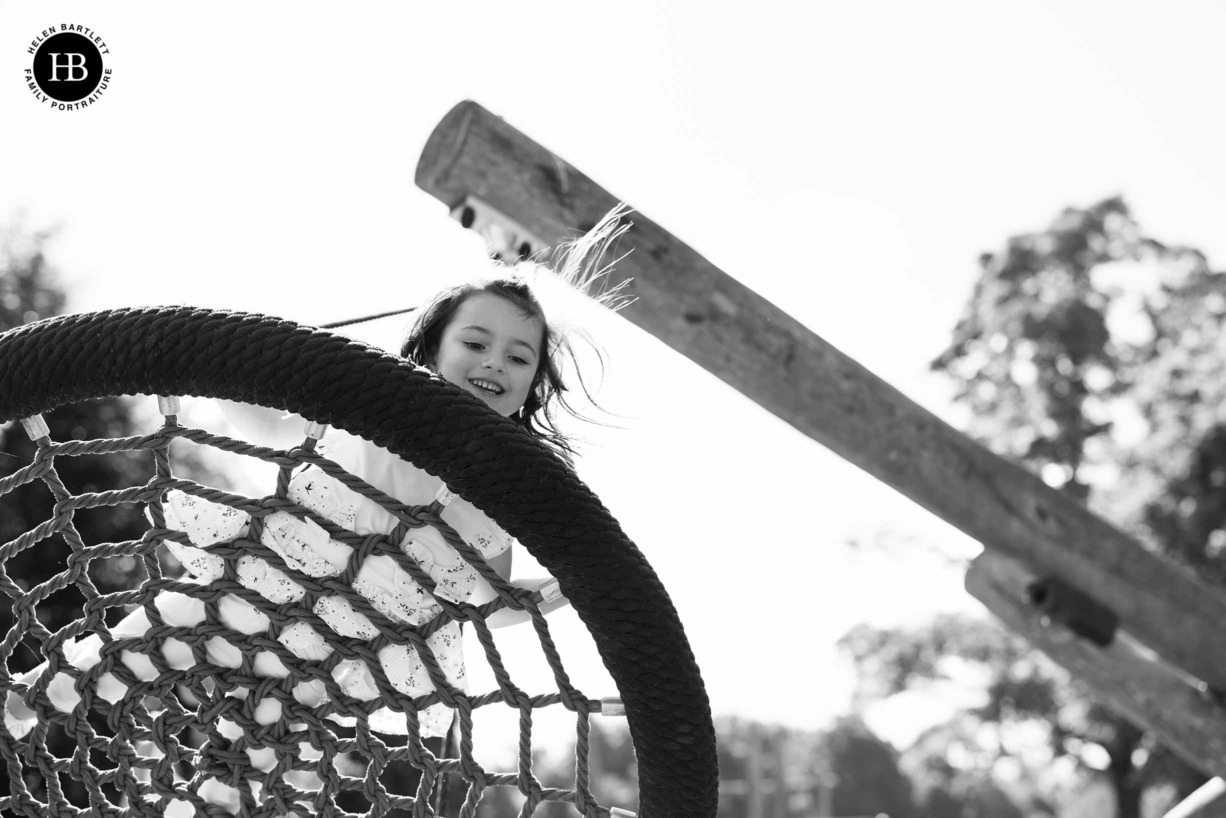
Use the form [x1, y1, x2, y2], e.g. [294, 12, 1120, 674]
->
[3, 1, 1225, 745]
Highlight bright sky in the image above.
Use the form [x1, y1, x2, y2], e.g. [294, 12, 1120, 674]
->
[3, 1, 1226, 752]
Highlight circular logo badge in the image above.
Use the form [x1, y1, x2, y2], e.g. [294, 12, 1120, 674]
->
[24, 25, 112, 110]
[33, 33, 103, 101]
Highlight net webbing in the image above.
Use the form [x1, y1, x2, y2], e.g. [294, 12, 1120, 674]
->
[0, 403, 611, 818]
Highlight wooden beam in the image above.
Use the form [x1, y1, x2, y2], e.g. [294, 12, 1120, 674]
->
[966, 552, 1226, 777]
[414, 100, 1226, 698]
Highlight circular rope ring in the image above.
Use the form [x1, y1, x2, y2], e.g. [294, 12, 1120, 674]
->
[0, 306, 718, 818]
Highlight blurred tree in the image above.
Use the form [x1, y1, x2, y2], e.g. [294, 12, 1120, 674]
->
[508, 713, 932, 818]
[714, 715, 922, 818]
[844, 197, 1223, 818]
[1124, 255, 1226, 584]
[0, 219, 149, 662]
[929, 197, 1133, 503]
[839, 613, 1199, 818]
[471, 721, 637, 818]
[717, 717, 813, 818]
[587, 719, 638, 809]
[821, 716, 916, 818]
[0, 219, 154, 809]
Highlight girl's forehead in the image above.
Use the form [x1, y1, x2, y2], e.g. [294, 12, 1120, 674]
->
[453, 292, 545, 345]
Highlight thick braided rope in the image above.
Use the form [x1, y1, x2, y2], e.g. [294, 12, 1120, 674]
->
[0, 307, 719, 818]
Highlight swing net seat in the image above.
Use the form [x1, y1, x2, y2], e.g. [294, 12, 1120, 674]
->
[0, 307, 718, 818]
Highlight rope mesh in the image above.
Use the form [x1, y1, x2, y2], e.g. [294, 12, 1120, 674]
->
[0, 400, 612, 818]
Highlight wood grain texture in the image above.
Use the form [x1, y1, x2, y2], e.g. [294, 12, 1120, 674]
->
[967, 552, 1226, 776]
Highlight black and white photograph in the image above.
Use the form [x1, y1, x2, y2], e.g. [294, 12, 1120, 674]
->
[2, 4, 1225, 817]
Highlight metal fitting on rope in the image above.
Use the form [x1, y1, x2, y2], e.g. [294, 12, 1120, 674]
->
[303, 420, 328, 440]
[20, 415, 50, 441]
[609, 808, 637, 818]
[157, 395, 181, 416]
[600, 697, 626, 717]
[539, 578, 563, 604]
[435, 485, 457, 507]
[1026, 575, 1119, 648]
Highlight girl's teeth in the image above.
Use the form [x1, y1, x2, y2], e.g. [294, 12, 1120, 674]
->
[471, 379, 503, 394]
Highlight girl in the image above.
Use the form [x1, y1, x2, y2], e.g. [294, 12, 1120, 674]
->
[4, 207, 629, 811]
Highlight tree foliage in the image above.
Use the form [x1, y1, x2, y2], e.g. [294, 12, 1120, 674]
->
[844, 197, 1224, 818]
[0, 220, 155, 809]
[822, 716, 917, 818]
[0, 221, 150, 665]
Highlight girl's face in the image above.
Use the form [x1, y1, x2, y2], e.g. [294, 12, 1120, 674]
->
[433, 291, 545, 417]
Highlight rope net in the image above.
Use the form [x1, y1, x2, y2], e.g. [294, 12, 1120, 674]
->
[0, 399, 615, 818]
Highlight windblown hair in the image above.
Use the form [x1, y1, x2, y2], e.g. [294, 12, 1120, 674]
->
[400, 205, 632, 463]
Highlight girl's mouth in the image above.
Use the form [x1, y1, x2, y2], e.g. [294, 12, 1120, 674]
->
[469, 378, 505, 396]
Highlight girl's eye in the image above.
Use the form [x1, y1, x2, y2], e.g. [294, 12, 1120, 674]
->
[510, 356, 529, 366]
[463, 341, 484, 351]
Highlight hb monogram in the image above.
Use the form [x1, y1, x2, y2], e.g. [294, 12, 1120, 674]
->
[47, 53, 89, 82]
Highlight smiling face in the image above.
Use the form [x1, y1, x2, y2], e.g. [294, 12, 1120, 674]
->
[432, 291, 545, 417]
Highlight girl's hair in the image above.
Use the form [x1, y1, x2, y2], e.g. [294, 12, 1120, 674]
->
[400, 206, 632, 463]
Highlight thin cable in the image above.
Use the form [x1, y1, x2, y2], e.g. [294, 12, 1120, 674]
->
[321, 307, 416, 330]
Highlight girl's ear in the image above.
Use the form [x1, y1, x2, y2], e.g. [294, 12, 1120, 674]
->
[420, 343, 439, 372]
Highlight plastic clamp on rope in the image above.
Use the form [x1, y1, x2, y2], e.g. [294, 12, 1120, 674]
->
[20, 415, 49, 441]
[157, 396, 181, 417]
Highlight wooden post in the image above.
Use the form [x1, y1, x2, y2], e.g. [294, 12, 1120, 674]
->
[746, 727, 764, 818]
[771, 736, 788, 818]
[816, 774, 836, 817]
[966, 552, 1226, 775]
[414, 101, 1226, 705]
